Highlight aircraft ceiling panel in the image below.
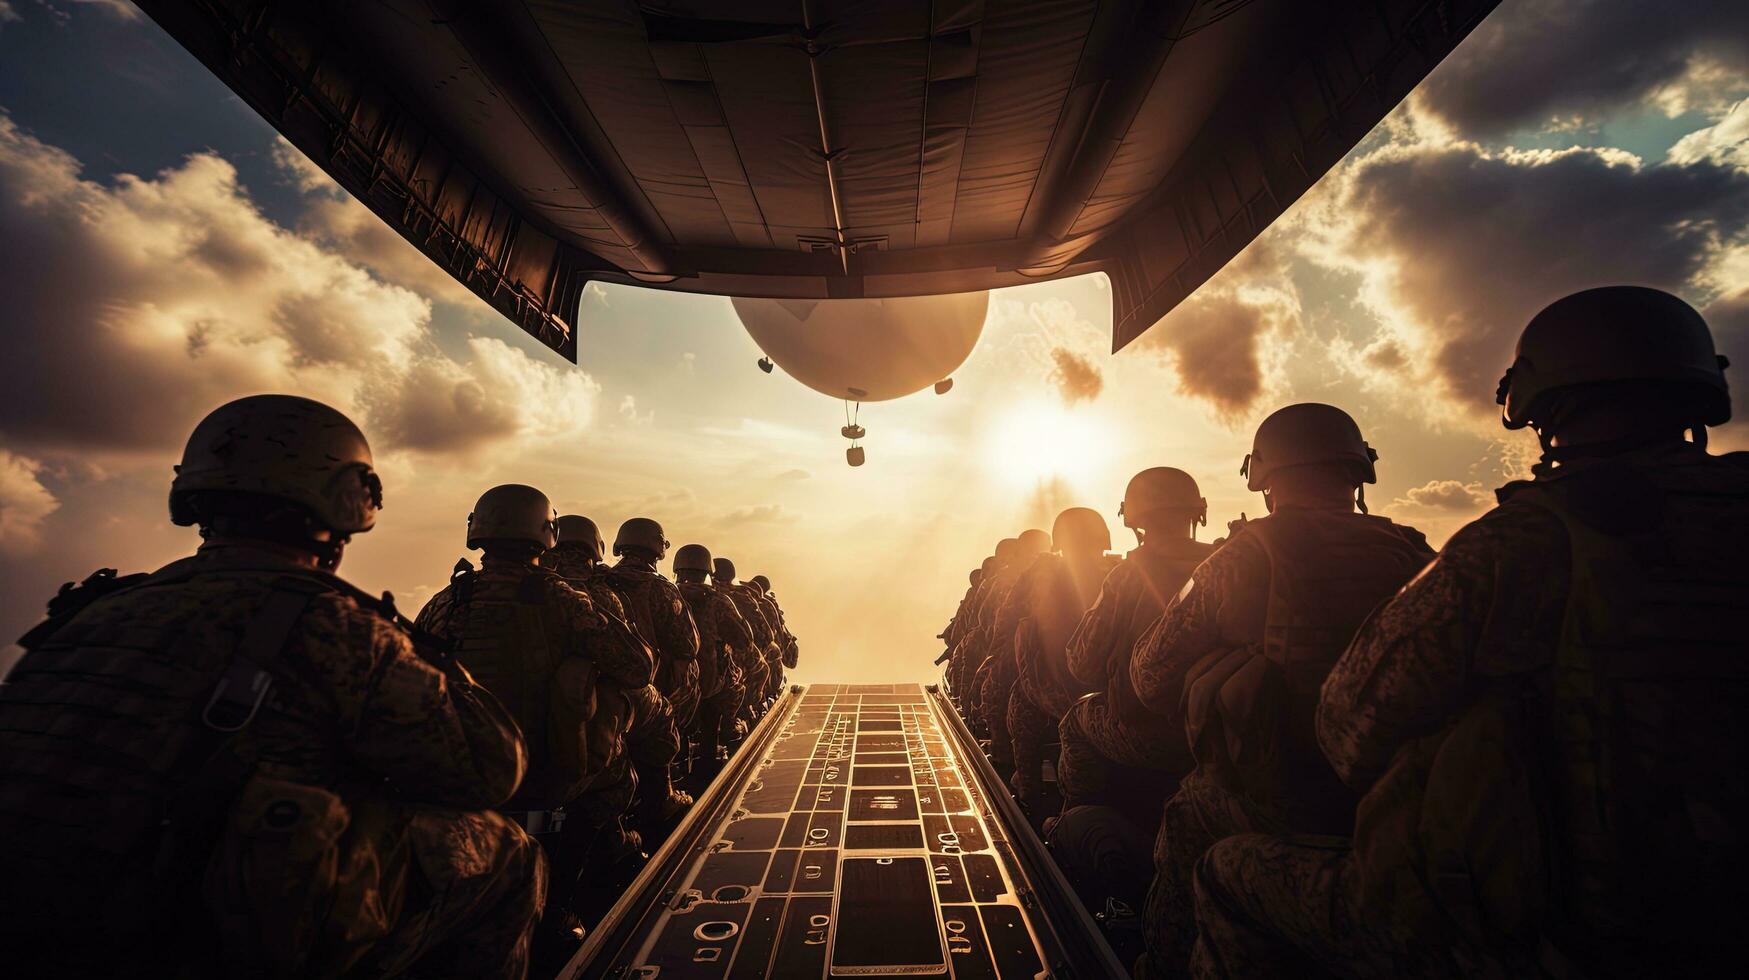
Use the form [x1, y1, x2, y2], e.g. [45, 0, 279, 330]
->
[133, 0, 1499, 362]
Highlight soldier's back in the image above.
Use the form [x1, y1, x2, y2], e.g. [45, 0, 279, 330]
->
[2, 547, 414, 850]
[0, 544, 530, 974]
[1500, 447, 1749, 964]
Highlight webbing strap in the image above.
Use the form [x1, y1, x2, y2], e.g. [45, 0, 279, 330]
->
[201, 577, 328, 732]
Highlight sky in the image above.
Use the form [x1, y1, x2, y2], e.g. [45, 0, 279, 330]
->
[1, 0, 1746, 682]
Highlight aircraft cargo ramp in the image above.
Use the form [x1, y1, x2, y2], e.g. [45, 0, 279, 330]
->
[562, 683, 1124, 979]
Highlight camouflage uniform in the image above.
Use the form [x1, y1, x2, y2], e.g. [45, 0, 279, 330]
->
[1058, 539, 1215, 812]
[751, 588, 792, 696]
[974, 559, 1035, 769]
[1129, 511, 1432, 979]
[548, 547, 684, 841]
[1192, 445, 1749, 979]
[0, 544, 543, 979]
[415, 557, 652, 809]
[1002, 552, 1122, 801]
[678, 580, 755, 750]
[948, 572, 1006, 713]
[722, 582, 776, 718]
[607, 558, 701, 730]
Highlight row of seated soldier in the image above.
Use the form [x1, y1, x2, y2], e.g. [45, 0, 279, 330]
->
[939, 286, 1748, 979]
[0, 396, 801, 978]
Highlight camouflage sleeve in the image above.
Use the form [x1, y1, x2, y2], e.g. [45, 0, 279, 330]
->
[546, 578, 653, 688]
[1317, 505, 1569, 792]
[655, 580, 702, 661]
[991, 570, 1036, 665]
[1128, 535, 1268, 718]
[339, 599, 528, 808]
[741, 593, 775, 647]
[1066, 562, 1133, 689]
[716, 593, 756, 654]
[411, 583, 458, 640]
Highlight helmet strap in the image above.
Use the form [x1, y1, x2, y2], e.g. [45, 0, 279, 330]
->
[1355, 484, 1368, 515]
[1532, 427, 1685, 477]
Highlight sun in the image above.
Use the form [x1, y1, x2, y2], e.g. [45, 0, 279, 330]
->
[985, 399, 1118, 490]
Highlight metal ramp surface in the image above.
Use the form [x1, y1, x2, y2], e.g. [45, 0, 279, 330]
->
[563, 683, 1124, 978]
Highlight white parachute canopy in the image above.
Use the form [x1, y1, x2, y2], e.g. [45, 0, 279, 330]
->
[731, 291, 990, 402]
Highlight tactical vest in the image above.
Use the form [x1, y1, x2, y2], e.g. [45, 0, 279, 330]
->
[0, 561, 375, 971]
[678, 582, 726, 699]
[1019, 554, 1120, 713]
[1183, 510, 1433, 834]
[1508, 451, 1749, 962]
[1108, 543, 1212, 725]
[449, 567, 595, 808]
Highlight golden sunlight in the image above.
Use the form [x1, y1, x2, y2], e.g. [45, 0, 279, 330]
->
[984, 399, 1118, 491]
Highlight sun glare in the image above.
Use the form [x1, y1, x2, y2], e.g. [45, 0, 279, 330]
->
[985, 400, 1117, 490]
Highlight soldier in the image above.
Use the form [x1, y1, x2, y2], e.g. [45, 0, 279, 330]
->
[674, 544, 756, 764]
[606, 518, 702, 735]
[1003, 508, 1122, 806]
[1192, 287, 1749, 979]
[1049, 469, 1215, 908]
[747, 574, 796, 694]
[942, 559, 993, 704]
[0, 395, 542, 979]
[714, 556, 776, 721]
[1128, 403, 1435, 979]
[414, 487, 653, 941]
[976, 530, 1052, 768]
[552, 516, 692, 839]
[952, 543, 1014, 722]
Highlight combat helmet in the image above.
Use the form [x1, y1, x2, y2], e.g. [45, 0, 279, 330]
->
[1052, 507, 1111, 555]
[992, 537, 1022, 564]
[1121, 467, 1207, 529]
[556, 515, 605, 560]
[713, 556, 738, 582]
[1243, 403, 1377, 491]
[467, 484, 558, 550]
[169, 394, 383, 534]
[674, 543, 713, 575]
[750, 574, 771, 593]
[614, 517, 669, 560]
[1497, 285, 1730, 430]
[1016, 528, 1052, 555]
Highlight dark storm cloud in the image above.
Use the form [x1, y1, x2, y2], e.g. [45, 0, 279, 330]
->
[1047, 347, 1104, 404]
[1415, 0, 1749, 136]
[1341, 143, 1749, 417]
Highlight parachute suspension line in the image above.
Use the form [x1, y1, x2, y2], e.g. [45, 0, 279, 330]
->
[841, 399, 866, 466]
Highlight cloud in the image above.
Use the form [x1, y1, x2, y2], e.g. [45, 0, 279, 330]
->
[0, 4, 19, 28]
[775, 468, 812, 482]
[0, 112, 597, 458]
[1047, 347, 1103, 404]
[616, 393, 654, 425]
[272, 139, 485, 310]
[1130, 241, 1299, 418]
[1669, 98, 1749, 171]
[1414, 0, 1749, 136]
[717, 504, 785, 527]
[1321, 140, 1749, 422]
[0, 451, 58, 554]
[1394, 479, 1490, 512]
[71, 1, 141, 20]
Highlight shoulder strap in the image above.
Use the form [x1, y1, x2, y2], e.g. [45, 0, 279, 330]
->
[201, 576, 331, 732]
[16, 567, 152, 649]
